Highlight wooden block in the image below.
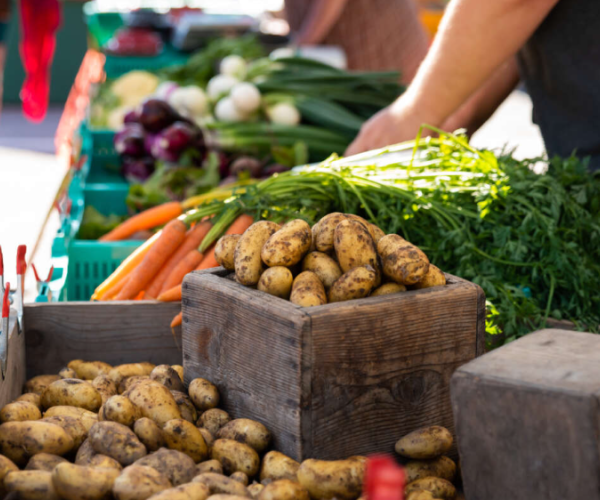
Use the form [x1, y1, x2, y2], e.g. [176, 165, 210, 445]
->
[0, 318, 26, 407]
[183, 268, 485, 461]
[24, 301, 182, 377]
[451, 329, 600, 500]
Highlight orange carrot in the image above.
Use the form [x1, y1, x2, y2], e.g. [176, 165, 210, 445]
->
[157, 285, 182, 302]
[100, 201, 183, 242]
[171, 311, 183, 328]
[160, 250, 204, 294]
[102, 275, 129, 301]
[92, 232, 160, 300]
[116, 219, 187, 300]
[134, 291, 145, 300]
[224, 214, 254, 237]
[145, 221, 211, 299]
[195, 245, 218, 270]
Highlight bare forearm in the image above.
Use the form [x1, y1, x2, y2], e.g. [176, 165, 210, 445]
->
[295, 0, 348, 45]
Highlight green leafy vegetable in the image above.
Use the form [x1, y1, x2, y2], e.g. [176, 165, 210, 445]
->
[78, 207, 126, 240]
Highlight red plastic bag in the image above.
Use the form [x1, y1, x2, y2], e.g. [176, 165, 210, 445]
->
[364, 455, 406, 500]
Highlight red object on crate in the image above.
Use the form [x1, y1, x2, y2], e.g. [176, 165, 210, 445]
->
[364, 455, 406, 500]
[105, 28, 162, 56]
[2, 282, 9, 318]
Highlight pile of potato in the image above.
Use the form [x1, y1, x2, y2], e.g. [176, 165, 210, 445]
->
[214, 213, 446, 306]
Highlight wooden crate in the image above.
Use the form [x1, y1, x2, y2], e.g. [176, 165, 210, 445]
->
[182, 268, 485, 461]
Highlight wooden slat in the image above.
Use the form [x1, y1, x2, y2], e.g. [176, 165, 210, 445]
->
[0, 318, 26, 407]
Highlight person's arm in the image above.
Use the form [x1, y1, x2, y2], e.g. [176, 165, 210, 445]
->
[294, 0, 349, 45]
[346, 0, 559, 155]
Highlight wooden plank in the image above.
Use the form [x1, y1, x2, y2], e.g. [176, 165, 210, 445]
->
[0, 318, 26, 407]
[24, 301, 182, 377]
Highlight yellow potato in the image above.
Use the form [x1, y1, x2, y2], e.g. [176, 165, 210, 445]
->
[405, 477, 457, 500]
[230, 471, 249, 486]
[145, 482, 210, 500]
[367, 223, 386, 245]
[99, 395, 141, 427]
[163, 419, 208, 463]
[195, 459, 223, 476]
[43, 406, 98, 432]
[88, 421, 147, 466]
[328, 266, 378, 303]
[92, 375, 118, 404]
[134, 417, 165, 452]
[171, 365, 184, 380]
[405, 456, 456, 483]
[405, 491, 437, 500]
[217, 418, 271, 453]
[88, 454, 123, 471]
[193, 472, 249, 496]
[68, 360, 113, 380]
[59, 367, 78, 379]
[41, 415, 88, 449]
[119, 376, 150, 394]
[261, 219, 312, 267]
[124, 379, 182, 426]
[248, 483, 265, 499]
[0, 421, 74, 466]
[212, 439, 260, 476]
[0, 454, 18, 496]
[171, 390, 198, 423]
[199, 428, 214, 451]
[25, 453, 67, 471]
[377, 234, 430, 286]
[0, 401, 42, 422]
[113, 465, 172, 500]
[206, 496, 249, 500]
[315, 213, 348, 252]
[215, 234, 242, 271]
[16, 392, 42, 409]
[200, 408, 230, 436]
[301, 252, 342, 290]
[188, 378, 220, 412]
[5, 470, 60, 500]
[108, 363, 156, 385]
[150, 364, 185, 392]
[135, 448, 197, 486]
[290, 271, 327, 307]
[411, 264, 446, 290]
[309, 222, 320, 252]
[257, 266, 293, 299]
[334, 219, 380, 278]
[370, 282, 407, 297]
[297, 458, 365, 500]
[52, 462, 120, 500]
[395, 426, 453, 459]
[24, 374, 60, 395]
[234, 221, 281, 286]
[75, 439, 96, 465]
[260, 451, 300, 483]
[41, 379, 102, 412]
[258, 479, 309, 500]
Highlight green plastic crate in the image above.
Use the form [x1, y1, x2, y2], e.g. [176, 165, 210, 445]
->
[83, 4, 124, 49]
[84, 128, 117, 159]
[103, 45, 189, 79]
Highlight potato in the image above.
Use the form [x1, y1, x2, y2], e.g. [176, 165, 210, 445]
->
[297, 458, 365, 500]
[193, 472, 250, 496]
[43, 406, 98, 432]
[145, 482, 210, 500]
[334, 219, 379, 277]
[405, 456, 456, 483]
[25, 452, 67, 471]
[411, 264, 446, 289]
[212, 439, 260, 476]
[163, 418, 208, 463]
[151, 364, 185, 392]
[231, 471, 249, 486]
[215, 234, 242, 271]
[24, 374, 60, 395]
[199, 408, 230, 436]
[395, 426, 453, 459]
[257, 267, 293, 299]
[0, 421, 74, 466]
[52, 462, 119, 500]
[16, 392, 42, 409]
[261, 219, 312, 267]
[0, 454, 18, 495]
[135, 448, 196, 486]
[248, 483, 264, 499]
[217, 419, 271, 453]
[109, 363, 156, 385]
[92, 375, 118, 404]
[100, 395, 141, 427]
[290, 271, 327, 307]
[0, 401, 42, 422]
[328, 266, 378, 303]
[301, 252, 342, 290]
[377, 235, 430, 286]
[314, 213, 347, 252]
[113, 465, 172, 500]
[5, 470, 60, 500]
[309, 222, 320, 252]
[119, 376, 150, 394]
[88, 454, 123, 471]
[42, 415, 88, 449]
[405, 477, 457, 500]
[370, 282, 406, 297]
[367, 223, 386, 245]
[172, 365, 184, 380]
[171, 390, 198, 423]
[260, 451, 300, 483]
[200, 428, 214, 450]
[234, 221, 280, 286]
[75, 439, 96, 465]
[134, 417, 165, 452]
[41, 379, 102, 412]
[189, 378, 220, 411]
[124, 379, 182, 426]
[68, 360, 113, 380]
[405, 491, 437, 500]
[196, 459, 223, 475]
[88, 421, 147, 466]
[59, 367, 78, 379]
[258, 479, 309, 500]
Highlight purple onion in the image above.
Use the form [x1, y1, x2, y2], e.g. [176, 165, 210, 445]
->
[123, 109, 140, 124]
[121, 156, 155, 182]
[230, 156, 263, 178]
[138, 99, 179, 133]
[151, 121, 196, 162]
[114, 124, 145, 157]
[144, 133, 159, 155]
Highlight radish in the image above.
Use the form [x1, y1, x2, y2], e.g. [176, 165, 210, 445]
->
[267, 102, 301, 126]
[215, 97, 246, 122]
[220, 55, 247, 79]
[230, 82, 261, 114]
[207, 75, 239, 101]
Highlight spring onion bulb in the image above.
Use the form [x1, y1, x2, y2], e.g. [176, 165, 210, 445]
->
[168, 86, 208, 117]
[207, 75, 239, 101]
[230, 82, 261, 114]
[220, 55, 247, 79]
[215, 97, 246, 122]
[267, 102, 301, 126]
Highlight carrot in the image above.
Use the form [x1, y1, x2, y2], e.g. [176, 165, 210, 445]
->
[195, 246, 218, 270]
[92, 232, 160, 300]
[116, 219, 187, 300]
[145, 221, 211, 299]
[102, 275, 129, 301]
[134, 291, 145, 300]
[171, 311, 183, 328]
[157, 285, 182, 302]
[160, 250, 204, 294]
[100, 201, 183, 242]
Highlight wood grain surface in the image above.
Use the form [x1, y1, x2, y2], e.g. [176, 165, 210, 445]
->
[0, 317, 26, 407]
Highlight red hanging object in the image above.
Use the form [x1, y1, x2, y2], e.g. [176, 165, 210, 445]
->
[364, 455, 406, 500]
[19, 0, 61, 122]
